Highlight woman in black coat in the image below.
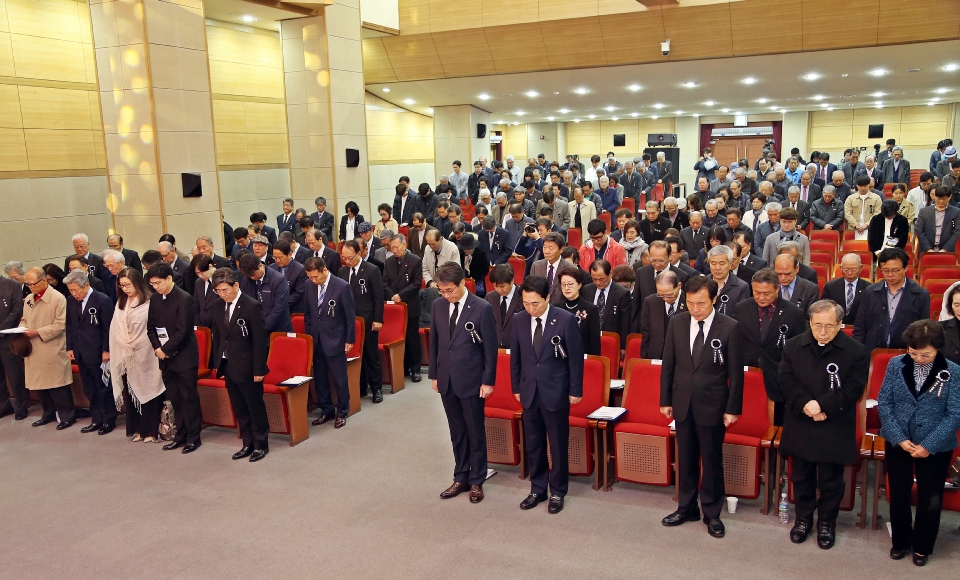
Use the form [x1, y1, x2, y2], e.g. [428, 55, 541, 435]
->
[42, 264, 70, 298]
[939, 284, 960, 365]
[338, 200, 365, 241]
[458, 233, 489, 294]
[556, 268, 601, 356]
[868, 199, 910, 255]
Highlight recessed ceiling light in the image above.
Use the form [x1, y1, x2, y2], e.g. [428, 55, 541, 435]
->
[841, 94, 855, 98]
[928, 102, 937, 106]
[931, 97, 941, 102]
[573, 119, 580, 123]
[627, 84, 642, 92]
[721, 108, 730, 113]
[675, 110, 683, 115]
[426, 108, 433, 113]
[588, 114, 596, 119]
[900, 91, 918, 95]
[403, 98, 415, 105]
[741, 77, 757, 85]
[548, 116, 555, 121]
[769, 106, 779, 111]
[515, 111, 525, 116]
[757, 98, 769, 104]
[611, 116, 618, 121]
[820, 103, 830, 108]
[382, 87, 390, 93]
[871, 91, 885, 97]
[651, 115, 658, 119]
[935, 88, 951, 94]
[827, 107, 834, 111]
[811, 95, 825, 101]
[786, 97, 803, 101]
[875, 101, 883, 108]
[478, 93, 490, 100]
[704, 101, 715, 107]
[869, 68, 888, 77]
[605, 106, 616, 112]
[841, 73, 849, 78]
[630, 112, 639, 117]
[942, 64, 959, 72]
[240, 15, 256, 22]
[681, 81, 697, 88]
[524, 90, 539, 98]
[652, 103, 665, 109]
[512, 122, 519, 126]
[907, 68, 920, 73]
[558, 108, 569, 114]
[734, 111, 744, 116]
[802, 73, 820, 81]
[553, 92, 560, 95]
[574, 87, 589, 95]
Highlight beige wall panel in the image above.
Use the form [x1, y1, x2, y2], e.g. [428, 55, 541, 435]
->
[243, 101, 287, 134]
[246, 133, 289, 164]
[212, 99, 246, 133]
[852, 107, 902, 125]
[480, 0, 538, 29]
[24, 129, 98, 170]
[731, 0, 802, 56]
[381, 35, 443, 81]
[599, 12, 666, 65]
[215, 131, 248, 166]
[0, 127, 28, 171]
[209, 59, 243, 95]
[501, 123, 527, 160]
[809, 125, 853, 150]
[17, 86, 93, 130]
[431, 28, 497, 77]
[241, 64, 284, 99]
[429, 0, 481, 33]
[484, 23, 547, 74]
[852, 123, 901, 144]
[0, 32, 14, 76]
[811, 109, 855, 127]
[9, 34, 87, 82]
[802, 0, 878, 51]
[900, 105, 949, 124]
[638, 117, 677, 133]
[92, 130, 106, 169]
[205, 26, 241, 63]
[877, 0, 960, 45]
[540, 18, 603, 69]
[598, 0, 646, 15]
[0, 0, 8, 34]
[539, 0, 597, 21]
[238, 33, 282, 68]
[661, 2, 732, 60]
[0, 84, 21, 128]
[361, 38, 397, 84]
[399, 0, 430, 35]
[899, 122, 948, 148]
[5, 0, 83, 43]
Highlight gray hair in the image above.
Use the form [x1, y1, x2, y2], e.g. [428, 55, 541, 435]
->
[800, 170, 812, 180]
[506, 155, 515, 162]
[707, 244, 735, 262]
[563, 170, 572, 179]
[495, 192, 507, 200]
[499, 179, 511, 189]
[439, 174, 448, 181]
[758, 180, 773, 192]
[645, 200, 659, 210]
[390, 233, 407, 245]
[765, 202, 782, 212]
[808, 299, 845, 323]
[379, 229, 395, 239]
[822, 184, 836, 194]
[63, 269, 89, 287]
[864, 155, 875, 163]
[4, 261, 24, 276]
[832, 170, 844, 180]
[777, 240, 801, 255]
[787, 185, 800, 196]
[688, 211, 703, 221]
[735, 167, 746, 177]
[746, 170, 758, 179]
[101, 249, 125, 265]
[314, 196, 327, 205]
[479, 188, 491, 198]
[705, 199, 718, 209]
[656, 269, 679, 288]
[806, 163, 818, 173]
[197, 235, 214, 247]
[841, 253, 862, 267]
[72, 233, 89, 244]
[211, 267, 239, 288]
[158, 241, 174, 253]
[892, 146, 904, 153]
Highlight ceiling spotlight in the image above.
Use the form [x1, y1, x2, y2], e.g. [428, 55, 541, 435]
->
[382, 87, 390, 93]
[573, 119, 580, 123]
[802, 73, 820, 81]
[651, 115, 659, 120]
[929, 102, 937, 106]
[478, 93, 490, 100]
[827, 107, 834, 111]
[627, 84, 642, 92]
[721, 108, 730, 113]
[841, 73, 849, 78]
[548, 116, 555, 121]
[935, 88, 951, 94]
[907, 68, 920, 73]
[943, 64, 960, 72]
[524, 90, 539, 98]
[734, 111, 744, 116]
[512, 122, 519, 126]
[515, 111, 525, 116]
[704, 101, 715, 106]
[611, 116, 618, 121]
[871, 91, 885, 97]
[812, 95, 825, 101]
[869, 68, 888, 77]
[553, 92, 560, 95]
[741, 77, 757, 85]
[820, 103, 830, 108]
[403, 98, 415, 105]
[588, 114, 596, 119]
[875, 101, 883, 108]
[757, 98, 769, 104]
[652, 103, 665, 109]
[240, 15, 256, 22]
[931, 97, 941, 102]
[630, 112, 639, 117]
[605, 106, 616, 112]
[558, 109, 570, 114]
[681, 81, 697, 88]
[574, 87, 589, 95]
[675, 111, 683, 115]
[769, 106, 779, 111]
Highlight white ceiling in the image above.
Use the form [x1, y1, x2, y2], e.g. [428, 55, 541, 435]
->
[202, 0, 294, 31]
[367, 40, 960, 121]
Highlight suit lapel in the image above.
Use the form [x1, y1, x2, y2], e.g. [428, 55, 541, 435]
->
[537, 308, 560, 363]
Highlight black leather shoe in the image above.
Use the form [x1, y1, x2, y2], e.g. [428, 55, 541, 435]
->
[372, 388, 383, 403]
[334, 416, 346, 428]
[97, 424, 115, 436]
[790, 518, 813, 544]
[232, 446, 254, 460]
[469, 485, 484, 503]
[32, 416, 55, 427]
[0, 405, 13, 419]
[547, 495, 564, 514]
[14, 410, 28, 421]
[56, 419, 76, 430]
[181, 442, 201, 454]
[440, 482, 469, 499]
[889, 548, 910, 560]
[912, 553, 928, 567]
[312, 414, 334, 426]
[162, 441, 185, 451]
[411, 372, 422, 383]
[705, 518, 725, 538]
[80, 423, 102, 433]
[662, 510, 700, 527]
[520, 492, 547, 510]
[249, 449, 268, 462]
[816, 521, 836, 550]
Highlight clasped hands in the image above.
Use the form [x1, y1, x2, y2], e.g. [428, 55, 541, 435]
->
[803, 400, 827, 422]
[898, 440, 930, 458]
[659, 406, 738, 427]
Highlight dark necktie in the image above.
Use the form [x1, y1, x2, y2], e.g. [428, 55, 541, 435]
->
[449, 302, 459, 338]
[667, 302, 675, 318]
[759, 306, 772, 338]
[846, 282, 855, 311]
[575, 204, 582, 228]
[224, 303, 231, 326]
[533, 317, 543, 355]
[692, 320, 705, 362]
[547, 264, 555, 293]
[597, 288, 606, 319]
[500, 295, 508, 322]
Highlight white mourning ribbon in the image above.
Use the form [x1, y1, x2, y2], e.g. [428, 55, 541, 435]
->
[551, 335, 567, 359]
[719, 294, 729, 314]
[777, 324, 789, 348]
[358, 278, 367, 295]
[237, 318, 248, 337]
[933, 370, 952, 398]
[327, 300, 337, 317]
[711, 338, 724, 364]
[464, 321, 483, 344]
[827, 363, 840, 390]
[89, 307, 99, 325]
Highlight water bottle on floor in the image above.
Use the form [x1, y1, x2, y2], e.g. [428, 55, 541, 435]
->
[778, 493, 789, 524]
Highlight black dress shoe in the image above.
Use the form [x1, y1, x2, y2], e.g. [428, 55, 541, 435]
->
[181, 442, 201, 454]
[790, 518, 813, 544]
[312, 414, 334, 426]
[14, 410, 28, 421]
[411, 372, 422, 383]
[334, 416, 346, 428]
[662, 510, 700, 527]
[469, 485, 484, 503]
[249, 449, 268, 462]
[705, 518, 725, 538]
[816, 521, 836, 550]
[56, 420, 76, 430]
[232, 446, 254, 460]
[32, 416, 55, 427]
[889, 548, 910, 560]
[372, 388, 383, 403]
[520, 492, 547, 510]
[162, 441, 185, 451]
[80, 423, 102, 433]
[0, 405, 13, 419]
[912, 553, 928, 567]
[547, 495, 564, 514]
[97, 424, 115, 436]
[440, 482, 469, 499]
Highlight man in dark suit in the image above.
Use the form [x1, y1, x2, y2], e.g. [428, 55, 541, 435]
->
[66, 254, 106, 294]
[477, 216, 511, 265]
[295, 216, 313, 248]
[774, 254, 820, 315]
[430, 263, 498, 504]
[706, 245, 749, 317]
[660, 276, 743, 538]
[797, 171, 822, 205]
[484, 264, 523, 349]
[680, 213, 708, 263]
[916, 185, 960, 253]
[338, 240, 385, 403]
[820, 255, 867, 325]
[238, 253, 291, 335]
[407, 213, 436, 259]
[209, 268, 270, 462]
[64, 233, 103, 278]
[146, 263, 202, 453]
[639, 270, 686, 360]
[303, 257, 355, 428]
[64, 270, 116, 435]
[0, 274, 28, 420]
[383, 233, 423, 381]
[107, 234, 142, 272]
[194, 235, 233, 271]
[283, 231, 311, 265]
[880, 147, 911, 187]
[304, 229, 341, 274]
[270, 240, 307, 315]
[510, 275, 584, 514]
[732, 231, 766, 271]
[310, 197, 335, 241]
[190, 255, 219, 329]
[631, 241, 690, 333]
[529, 233, 575, 305]
[854, 248, 930, 351]
[733, 268, 805, 426]
[666, 236, 699, 278]
[583, 259, 631, 349]
[783, 187, 812, 230]
[814, 155, 838, 186]
[277, 197, 297, 235]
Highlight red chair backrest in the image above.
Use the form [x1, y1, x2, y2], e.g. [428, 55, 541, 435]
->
[725, 368, 769, 439]
[567, 228, 582, 249]
[599, 212, 611, 232]
[488, 351, 522, 412]
[622, 197, 635, 214]
[811, 265, 827, 291]
[621, 359, 669, 426]
[624, 334, 642, 365]
[842, 230, 856, 242]
[921, 267, 960, 285]
[810, 254, 832, 269]
[346, 318, 364, 358]
[398, 226, 409, 238]
[291, 313, 305, 335]
[926, 279, 957, 297]
[841, 326, 854, 337]
[841, 240, 869, 252]
[600, 332, 619, 375]
[570, 356, 610, 419]
[264, 333, 312, 384]
[919, 253, 958, 269]
[195, 327, 211, 372]
[508, 256, 525, 284]
[810, 229, 840, 251]
[931, 296, 943, 319]
[810, 241, 836, 262]
[465, 279, 476, 294]
[652, 183, 664, 202]
[379, 302, 408, 344]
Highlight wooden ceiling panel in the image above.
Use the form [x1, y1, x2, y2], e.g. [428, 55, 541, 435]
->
[432, 28, 498, 77]
[802, 0, 878, 51]
[598, 0, 646, 16]
[661, 2, 733, 60]
[399, 0, 431, 35]
[599, 12, 666, 66]
[484, 23, 548, 74]
[877, 0, 960, 45]
[481, 0, 539, 29]
[731, 0, 803, 56]
[381, 35, 443, 81]
[539, 17, 605, 69]
[429, 0, 482, 33]
[539, 0, 598, 22]
[361, 37, 398, 84]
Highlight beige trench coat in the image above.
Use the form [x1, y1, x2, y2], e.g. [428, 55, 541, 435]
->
[19, 289, 72, 390]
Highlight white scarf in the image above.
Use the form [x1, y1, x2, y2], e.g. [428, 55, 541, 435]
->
[109, 298, 166, 412]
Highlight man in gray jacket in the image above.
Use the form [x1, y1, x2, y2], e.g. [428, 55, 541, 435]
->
[809, 186, 845, 230]
[916, 185, 960, 253]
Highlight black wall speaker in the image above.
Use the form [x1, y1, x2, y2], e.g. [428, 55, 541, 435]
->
[346, 148, 360, 167]
[477, 123, 487, 139]
[647, 133, 678, 147]
[613, 134, 626, 147]
[868, 124, 884, 139]
[181, 173, 202, 197]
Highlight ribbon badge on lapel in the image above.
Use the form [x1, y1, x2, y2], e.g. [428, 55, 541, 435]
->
[551, 335, 567, 359]
[327, 300, 336, 317]
[237, 318, 248, 337]
[88, 308, 99, 325]
[405, 272, 410, 282]
[933, 370, 951, 398]
[710, 338, 724, 364]
[827, 363, 840, 390]
[776, 324, 789, 348]
[358, 278, 367, 295]
[719, 294, 729, 314]
[464, 321, 483, 344]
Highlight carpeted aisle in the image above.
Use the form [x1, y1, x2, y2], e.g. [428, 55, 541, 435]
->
[0, 379, 957, 579]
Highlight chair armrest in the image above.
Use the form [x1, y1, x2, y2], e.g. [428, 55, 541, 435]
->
[873, 436, 886, 460]
[197, 369, 211, 378]
[512, 410, 523, 421]
[378, 338, 405, 348]
[772, 428, 783, 447]
[588, 419, 599, 429]
[859, 435, 874, 458]
[760, 426, 779, 448]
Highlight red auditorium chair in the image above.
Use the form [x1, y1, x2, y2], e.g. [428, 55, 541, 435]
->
[809, 241, 837, 266]
[557, 355, 610, 489]
[600, 331, 620, 379]
[379, 302, 407, 394]
[291, 313, 305, 335]
[508, 256, 526, 284]
[486, 350, 526, 478]
[419, 327, 429, 367]
[810, 264, 828, 292]
[345, 318, 364, 416]
[925, 279, 957, 297]
[722, 368, 776, 514]
[464, 279, 476, 294]
[841, 239, 869, 253]
[622, 197, 635, 214]
[69, 364, 90, 408]
[920, 266, 960, 285]
[918, 252, 958, 271]
[861, 348, 905, 528]
[931, 296, 943, 319]
[196, 326, 238, 429]
[880, 431, 960, 531]
[261, 332, 315, 446]
[651, 183, 664, 202]
[567, 228, 582, 249]
[599, 212, 611, 232]
[810, 229, 841, 253]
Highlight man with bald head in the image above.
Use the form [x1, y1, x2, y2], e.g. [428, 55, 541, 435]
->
[100, 249, 126, 301]
[820, 254, 868, 325]
[107, 234, 142, 272]
[159, 241, 191, 292]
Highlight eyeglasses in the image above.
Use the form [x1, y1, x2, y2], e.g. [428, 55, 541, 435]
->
[811, 323, 838, 333]
[879, 267, 903, 276]
[907, 348, 936, 361]
[560, 282, 577, 289]
[213, 288, 233, 295]
[118, 283, 134, 290]
[657, 292, 678, 299]
[437, 287, 459, 297]
[148, 280, 165, 288]
[25, 280, 43, 287]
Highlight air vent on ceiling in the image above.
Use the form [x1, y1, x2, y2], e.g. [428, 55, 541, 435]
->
[711, 126, 774, 137]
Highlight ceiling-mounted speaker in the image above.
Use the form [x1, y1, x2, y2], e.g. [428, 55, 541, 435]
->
[868, 124, 884, 139]
[182, 173, 202, 197]
[613, 134, 626, 147]
[346, 148, 360, 167]
[477, 123, 487, 139]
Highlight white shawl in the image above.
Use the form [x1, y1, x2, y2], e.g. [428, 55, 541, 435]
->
[109, 298, 166, 411]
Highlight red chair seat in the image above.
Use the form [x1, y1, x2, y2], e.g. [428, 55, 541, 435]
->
[484, 407, 519, 420]
[724, 433, 761, 447]
[569, 416, 591, 429]
[198, 378, 225, 388]
[614, 421, 672, 437]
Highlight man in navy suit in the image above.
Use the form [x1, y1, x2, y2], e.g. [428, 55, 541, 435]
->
[304, 229, 341, 274]
[64, 270, 116, 434]
[814, 154, 837, 187]
[511, 275, 584, 514]
[270, 240, 307, 314]
[310, 197, 336, 242]
[277, 197, 297, 235]
[304, 256, 355, 428]
[477, 215, 511, 265]
[430, 263, 498, 504]
[238, 253, 292, 334]
[338, 240, 385, 403]
[250, 212, 277, 245]
[383, 234, 423, 381]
